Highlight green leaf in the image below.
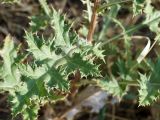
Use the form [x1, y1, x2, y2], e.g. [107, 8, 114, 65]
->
[116, 59, 137, 81]
[25, 32, 50, 61]
[144, 0, 160, 34]
[25, 32, 63, 67]
[10, 75, 48, 118]
[63, 53, 100, 77]
[10, 65, 64, 119]
[39, 0, 51, 16]
[91, 43, 105, 62]
[133, 0, 145, 15]
[23, 104, 39, 120]
[10, 92, 39, 120]
[50, 8, 71, 46]
[139, 59, 160, 106]
[0, 35, 20, 89]
[19, 63, 69, 92]
[18, 64, 46, 79]
[98, 76, 128, 99]
[0, 1, 102, 119]
[46, 66, 70, 91]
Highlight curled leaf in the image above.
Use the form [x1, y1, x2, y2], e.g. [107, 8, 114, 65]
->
[137, 38, 151, 63]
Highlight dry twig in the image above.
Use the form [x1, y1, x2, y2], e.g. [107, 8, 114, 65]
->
[87, 0, 100, 43]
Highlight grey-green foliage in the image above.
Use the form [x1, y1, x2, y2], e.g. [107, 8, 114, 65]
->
[144, 0, 160, 34]
[98, 76, 128, 99]
[0, 0, 103, 119]
[97, 0, 160, 107]
[139, 59, 160, 106]
[1, 0, 160, 119]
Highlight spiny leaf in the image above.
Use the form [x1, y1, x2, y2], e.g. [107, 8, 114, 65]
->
[25, 32, 63, 67]
[0, 1, 103, 119]
[139, 59, 160, 106]
[138, 74, 159, 106]
[0, 35, 20, 89]
[144, 0, 160, 34]
[19, 63, 69, 92]
[10, 66, 64, 119]
[63, 53, 100, 77]
[10, 92, 39, 120]
[46, 66, 70, 91]
[25, 32, 51, 61]
[23, 104, 39, 120]
[18, 64, 46, 79]
[92, 43, 105, 61]
[50, 8, 71, 46]
[98, 76, 128, 99]
[116, 59, 137, 81]
[10, 76, 48, 118]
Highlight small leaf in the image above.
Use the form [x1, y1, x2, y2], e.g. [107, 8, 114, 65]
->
[63, 53, 100, 77]
[139, 59, 160, 106]
[98, 76, 128, 99]
[144, 0, 160, 34]
[50, 8, 72, 46]
[47, 67, 70, 91]
[92, 43, 105, 62]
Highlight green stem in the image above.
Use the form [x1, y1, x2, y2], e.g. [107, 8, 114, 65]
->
[100, 23, 142, 47]
[100, 15, 160, 47]
[98, 0, 132, 12]
[98, 5, 119, 40]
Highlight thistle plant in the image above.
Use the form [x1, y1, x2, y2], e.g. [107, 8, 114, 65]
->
[0, 0, 160, 119]
[0, 0, 102, 119]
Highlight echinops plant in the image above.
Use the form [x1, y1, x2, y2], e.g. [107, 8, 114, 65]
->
[0, 0, 160, 119]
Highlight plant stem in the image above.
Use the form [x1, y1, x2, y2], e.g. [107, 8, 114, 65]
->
[100, 15, 160, 47]
[87, 0, 100, 43]
[98, 0, 132, 12]
[100, 23, 142, 47]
